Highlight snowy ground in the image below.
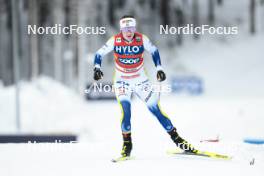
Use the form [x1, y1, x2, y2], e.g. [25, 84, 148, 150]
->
[1, 35, 264, 175]
[0, 78, 263, 176]
[0, 141, 263, 176]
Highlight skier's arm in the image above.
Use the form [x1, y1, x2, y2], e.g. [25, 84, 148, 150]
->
[94, 37, 114, 68]
[143, 35, 166, 81]
[93, 37, 114, 80]
[142, 35, 163, 71]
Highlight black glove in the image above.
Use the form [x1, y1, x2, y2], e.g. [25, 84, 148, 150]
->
[157, 70, 166, 82]
[93, 67, 103, 81]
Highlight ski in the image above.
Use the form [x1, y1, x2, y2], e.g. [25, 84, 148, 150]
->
[111, 156, 134, 163]
[167, 149, 232, 160]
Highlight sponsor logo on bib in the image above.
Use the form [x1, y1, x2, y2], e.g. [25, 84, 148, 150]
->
[115, 46, 141, 54]
[118, 58, 140, 65]
[116, 37, 121, 43]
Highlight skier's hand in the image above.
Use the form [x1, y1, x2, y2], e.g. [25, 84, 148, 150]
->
[157, 70, 166, 82]
[93, 67, 103, 81]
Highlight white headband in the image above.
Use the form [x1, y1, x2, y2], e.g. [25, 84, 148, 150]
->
[119, 18, 136, 29]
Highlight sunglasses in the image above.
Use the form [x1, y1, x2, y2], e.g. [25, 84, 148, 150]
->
[121, 27, 136, 32]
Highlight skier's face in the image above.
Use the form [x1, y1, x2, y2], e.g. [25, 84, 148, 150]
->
[121, 27, 136, 41]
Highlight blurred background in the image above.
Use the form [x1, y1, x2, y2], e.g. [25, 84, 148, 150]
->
[0, 0, 263, 141]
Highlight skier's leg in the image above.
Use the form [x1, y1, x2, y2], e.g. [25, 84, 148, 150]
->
[114, 80, 133, 156]
[149, 100, 197, 152]
[134, 79, 174, 131]
[117, 99, 132, 133]
[136, 79, 197, 153]
[147, 101, 174, 131]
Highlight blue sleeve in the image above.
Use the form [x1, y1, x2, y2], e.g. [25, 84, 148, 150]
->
[93, 37, 114, 68]
[94, 54, 102, 67]
[151, 49, 161, 67]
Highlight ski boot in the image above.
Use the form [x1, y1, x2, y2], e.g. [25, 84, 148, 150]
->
[168, 128, 198, 153]
[121, 133, 132, 157]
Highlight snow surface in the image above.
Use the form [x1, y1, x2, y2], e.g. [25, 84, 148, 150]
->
[0, 141, 263, 176]
[0, 35, 264, 176]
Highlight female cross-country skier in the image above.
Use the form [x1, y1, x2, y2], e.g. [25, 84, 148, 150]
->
[93, 15, 197, 158]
